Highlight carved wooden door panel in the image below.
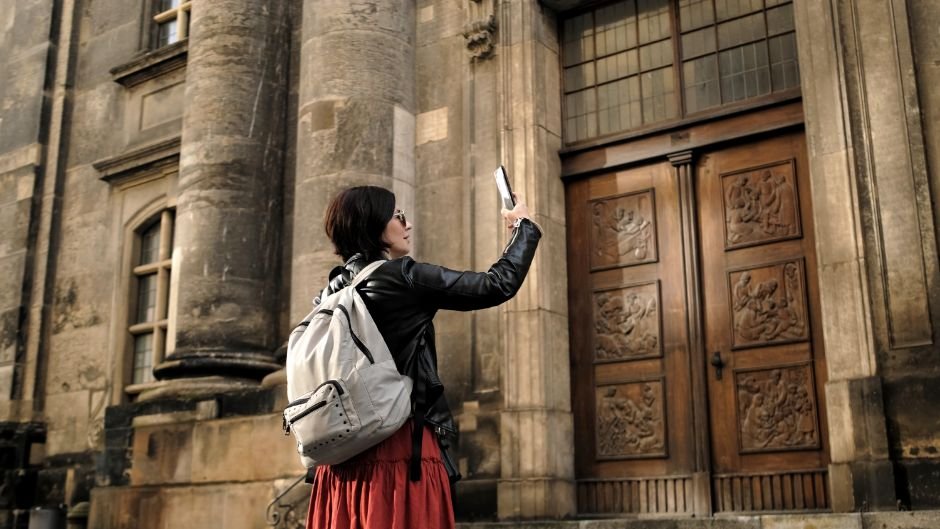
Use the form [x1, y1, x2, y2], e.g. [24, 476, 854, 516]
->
[567, 161, 696, 516]
[697, 130, 830, 512]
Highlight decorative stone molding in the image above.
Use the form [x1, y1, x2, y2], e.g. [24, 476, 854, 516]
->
[92, 136, 180, 186]
[463, 14, 497, 61]
[110, 40, 188, 88]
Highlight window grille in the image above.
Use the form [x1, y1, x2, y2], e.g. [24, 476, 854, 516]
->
[128, 210, 174, 386]
[562, 0, 800, 144]
[154, 0, 192, 48]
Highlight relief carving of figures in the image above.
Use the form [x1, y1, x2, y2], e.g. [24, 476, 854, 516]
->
[722, 163, 800, 248]
[591, 191, 657, 270]
[730, 261, 807, 348]
[596, 382, 666, 458]
[735, 365, 819, 452]
[594, 283, 660, 361]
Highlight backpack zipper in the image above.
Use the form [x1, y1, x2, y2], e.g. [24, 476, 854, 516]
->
[283, 379, 345, 432]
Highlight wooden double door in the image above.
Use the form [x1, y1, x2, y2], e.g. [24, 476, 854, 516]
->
[567, 129, 830, 515]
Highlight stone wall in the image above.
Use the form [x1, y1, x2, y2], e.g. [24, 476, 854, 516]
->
[889, 0, 940, 509]
[795, 0, 940, 511]
[0, 0, 56, 417]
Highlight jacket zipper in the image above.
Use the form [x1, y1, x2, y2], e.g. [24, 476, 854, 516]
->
[423, 416, 458, 436]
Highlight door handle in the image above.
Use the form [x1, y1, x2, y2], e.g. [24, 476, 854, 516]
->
[710, 351, 725, 381]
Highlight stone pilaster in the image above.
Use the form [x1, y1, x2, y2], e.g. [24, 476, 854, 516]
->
[794, 0, 938, 511]
[290, 0, 417, 322]
[151, 0, 290, 394]
[496, 0, 574, 520]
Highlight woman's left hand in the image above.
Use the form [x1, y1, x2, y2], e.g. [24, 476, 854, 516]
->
[501, 194, 531, 229]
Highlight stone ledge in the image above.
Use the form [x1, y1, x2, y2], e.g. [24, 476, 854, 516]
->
[110, 41, 188, 88]
[458, 511, 940, 529]
[92, 136, 180, 187]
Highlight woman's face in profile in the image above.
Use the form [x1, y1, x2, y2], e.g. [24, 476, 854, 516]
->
[382, 207, 412, 258]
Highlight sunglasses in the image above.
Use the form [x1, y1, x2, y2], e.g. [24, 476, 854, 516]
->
[393, 209, 407, 226]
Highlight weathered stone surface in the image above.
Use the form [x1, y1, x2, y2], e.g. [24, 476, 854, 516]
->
[191, 414, 300, 483]
[0, 1, 53, 56]
[128, 423, 194, 486]
[75, 21, 139, 90]
[89, 481, 275, 529]
[0, 46, 49, 153]
[416, 1, 465, 46]
[65, 84, 124, 167]
[303, 31, 416, 107]
[299, 99, 397, 177]
[306, 0, 415, 37]
[44, 390, 92, 456]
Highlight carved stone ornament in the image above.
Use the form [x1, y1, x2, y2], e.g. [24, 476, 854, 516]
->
[729, 260, 809, 349]
[721, 160, 801, 249]
[595, 381, 667, 459]
[593, 282, 661, 362]
[463, 14, 497, 61]
[734, 364, 820, 453]
[590, 190, 658, 270]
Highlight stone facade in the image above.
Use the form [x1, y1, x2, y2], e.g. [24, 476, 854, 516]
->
[0, 0, 938, 528]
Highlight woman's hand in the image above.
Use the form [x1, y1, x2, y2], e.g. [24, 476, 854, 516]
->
[501, 194, 531, 229]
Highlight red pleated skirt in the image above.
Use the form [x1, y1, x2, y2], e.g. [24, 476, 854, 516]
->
[305, 420, 456, 529]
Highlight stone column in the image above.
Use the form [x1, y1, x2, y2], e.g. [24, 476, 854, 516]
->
[290, 0, 417, 321]
[794, 0, 937, 511]
[496, 0, 575, 520]
[151, 0, 289, 395]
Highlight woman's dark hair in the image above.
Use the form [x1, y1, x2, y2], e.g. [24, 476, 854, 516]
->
[324, 186, 396, 261]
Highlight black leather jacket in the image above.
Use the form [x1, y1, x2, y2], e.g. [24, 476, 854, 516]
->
[317, 219, 541, 469]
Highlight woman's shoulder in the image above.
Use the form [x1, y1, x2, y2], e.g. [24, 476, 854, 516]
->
[376, 256, 418, 285]
[375, 256, 449, 290]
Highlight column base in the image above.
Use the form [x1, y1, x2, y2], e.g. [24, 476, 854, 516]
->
[153, 351, 281, 381]
[134, 376, 260, 401]
[261, 367, 287, 389]
[829, 460, 898, 512]
[497, 477, 576, 520]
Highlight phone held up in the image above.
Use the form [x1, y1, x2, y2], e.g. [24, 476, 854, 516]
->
[493, 165, 516, 211]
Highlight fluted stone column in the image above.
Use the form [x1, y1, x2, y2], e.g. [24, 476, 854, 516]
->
[150, 0, 289, 395]
[290, 0, 417, 321]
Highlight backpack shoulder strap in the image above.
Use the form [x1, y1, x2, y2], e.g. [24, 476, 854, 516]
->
[349, 259, 386, 289]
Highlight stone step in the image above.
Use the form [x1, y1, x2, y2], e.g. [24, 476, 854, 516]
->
[458, 511, 940, 529]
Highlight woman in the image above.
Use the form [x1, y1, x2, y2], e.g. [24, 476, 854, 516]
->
[305, 185, 541, 529]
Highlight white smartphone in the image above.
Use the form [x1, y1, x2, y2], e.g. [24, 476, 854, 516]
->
[493, 165, 516, 210]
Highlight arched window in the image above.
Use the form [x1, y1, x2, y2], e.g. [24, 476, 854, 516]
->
[128, 210, 174, 386]
[562, 0, 799, 144]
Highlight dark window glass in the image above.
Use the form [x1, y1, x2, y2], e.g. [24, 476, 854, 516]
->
[133, 334, 154, 384]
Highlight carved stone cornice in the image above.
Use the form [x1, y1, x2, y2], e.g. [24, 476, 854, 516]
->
[93, 136, 181, 186]
[110, 40, 188, 88]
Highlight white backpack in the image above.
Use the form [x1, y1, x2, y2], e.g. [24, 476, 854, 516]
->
[283, 260, 413, 468]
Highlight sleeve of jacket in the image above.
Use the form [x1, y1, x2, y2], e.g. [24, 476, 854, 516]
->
[402, 218, 542, 311]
